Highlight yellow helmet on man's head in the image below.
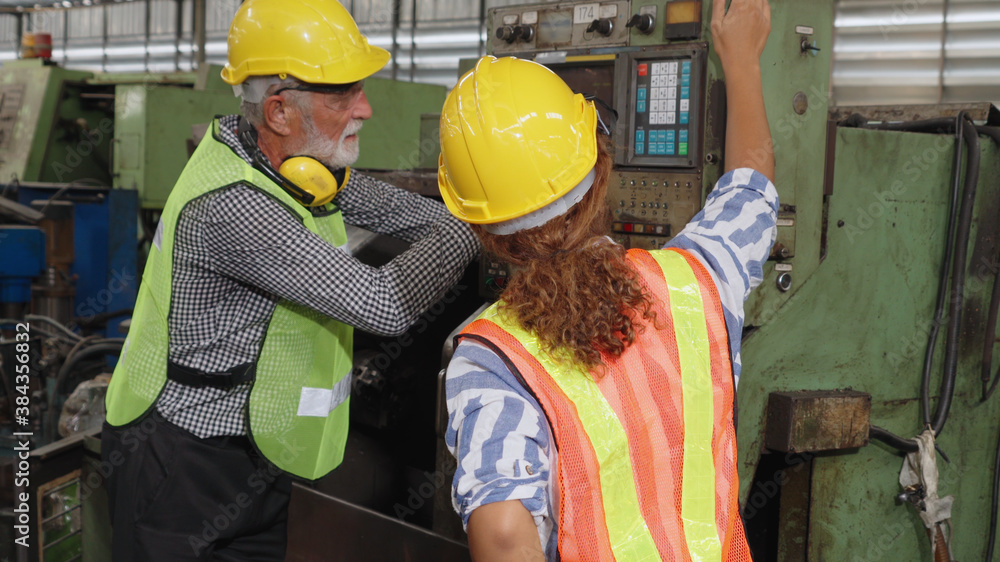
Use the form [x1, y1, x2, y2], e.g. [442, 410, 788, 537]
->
[221, 0, 390, 86]
[437, 56, 598, 234]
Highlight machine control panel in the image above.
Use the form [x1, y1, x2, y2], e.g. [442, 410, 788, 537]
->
[482, 0, 719, 297]
[608, 170, 701, 249]
[480, 257, 513, 300]
[617, 48, 705, 168]
[490, 1, 631, 54]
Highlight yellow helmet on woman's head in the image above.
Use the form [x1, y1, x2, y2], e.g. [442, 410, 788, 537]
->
[437, 56, 598, 235]
[221, 0, 389, 86]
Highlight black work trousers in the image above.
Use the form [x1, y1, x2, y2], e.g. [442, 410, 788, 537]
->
[101, 411, 292, 561]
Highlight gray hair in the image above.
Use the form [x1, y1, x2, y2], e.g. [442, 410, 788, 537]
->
[235, 75, 310, 127]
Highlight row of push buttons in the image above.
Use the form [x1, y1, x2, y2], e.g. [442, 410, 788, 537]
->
[637, 61, 691, 76]
[648, 73, 692, 87]
[635, 129, 689, 156]
[612, 222, 671, 236]
[640, 87, 693, 101]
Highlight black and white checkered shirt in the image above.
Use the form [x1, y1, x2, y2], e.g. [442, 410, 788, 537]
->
[155, 115, 480, 437]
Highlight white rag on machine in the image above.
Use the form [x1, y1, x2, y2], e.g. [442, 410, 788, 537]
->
[898, 429, 955, 558]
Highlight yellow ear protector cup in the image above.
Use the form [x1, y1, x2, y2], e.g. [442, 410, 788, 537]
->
[277, 157, 350, 207]
[237, 117, 349, 207]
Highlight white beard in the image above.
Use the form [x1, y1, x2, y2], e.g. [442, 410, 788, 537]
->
[297, 119, 363, 170]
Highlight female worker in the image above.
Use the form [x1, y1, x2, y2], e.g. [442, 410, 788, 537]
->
[439, 0, 775, 559]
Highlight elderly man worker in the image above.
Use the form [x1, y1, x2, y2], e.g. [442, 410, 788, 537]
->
[101, 0, 478, 560]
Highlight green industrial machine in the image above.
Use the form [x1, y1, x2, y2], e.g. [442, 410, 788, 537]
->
[1, 59, 446, 209]
[0, 59, 116, 186]
[0, 60, 242, 199]
[450, 0, 1000, 559]
[736, 109, 1000, 559]
[112, 74, 445, 208]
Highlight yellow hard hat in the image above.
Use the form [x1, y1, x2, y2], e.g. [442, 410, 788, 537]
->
[221, 0, 390, 86]
[437, 56, 598, 232]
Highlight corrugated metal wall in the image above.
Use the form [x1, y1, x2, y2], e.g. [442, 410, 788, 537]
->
[834, 0, 1000, 106]
[1, 0, 998, 103]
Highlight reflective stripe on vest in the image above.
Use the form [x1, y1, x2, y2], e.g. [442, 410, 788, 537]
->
[649, 249, 721, 561]
[106, 118, 354, 480]
[460, 248, 750, 561]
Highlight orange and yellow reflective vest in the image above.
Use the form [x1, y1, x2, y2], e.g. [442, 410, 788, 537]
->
[459, 247, 751, 561]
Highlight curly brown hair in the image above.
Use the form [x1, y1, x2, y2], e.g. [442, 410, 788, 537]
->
[474, 139, 658, 372]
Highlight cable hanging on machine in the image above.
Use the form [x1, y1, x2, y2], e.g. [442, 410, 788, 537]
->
[843, 112, 991, 453]
[845, 115, 1000, 560]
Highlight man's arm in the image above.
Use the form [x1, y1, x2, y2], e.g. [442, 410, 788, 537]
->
[712, 0, 774, 180]
[335, 172, 457, 243]
[202, 185, 478, 337]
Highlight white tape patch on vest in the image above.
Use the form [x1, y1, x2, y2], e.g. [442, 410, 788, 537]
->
[296, 373, 352, 417]
[153, 220, 164, 252]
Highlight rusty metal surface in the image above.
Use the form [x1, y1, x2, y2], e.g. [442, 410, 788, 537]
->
[765, 390, 871, 453]
[828, 102, 999, 125]
[775, 457, 812, 562]
[285, 483, 470, 562]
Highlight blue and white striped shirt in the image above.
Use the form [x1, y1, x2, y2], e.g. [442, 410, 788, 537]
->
[444, 168, 778, 557]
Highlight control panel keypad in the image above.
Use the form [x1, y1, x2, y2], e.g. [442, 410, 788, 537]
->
[632, 56, 694, 160]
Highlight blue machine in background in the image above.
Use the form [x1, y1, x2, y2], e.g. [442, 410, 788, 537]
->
[11, 184, 138, 339]
[0, 226, 47, 313]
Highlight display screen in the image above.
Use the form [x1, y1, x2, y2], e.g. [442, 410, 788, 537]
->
[552, 64, 616, 134]
[537, 9, 572, 45]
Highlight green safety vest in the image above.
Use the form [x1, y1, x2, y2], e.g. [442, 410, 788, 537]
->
[105, 119, 353, 480]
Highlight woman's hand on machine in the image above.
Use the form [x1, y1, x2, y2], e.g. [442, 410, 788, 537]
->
[711, 0, 771, 73]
